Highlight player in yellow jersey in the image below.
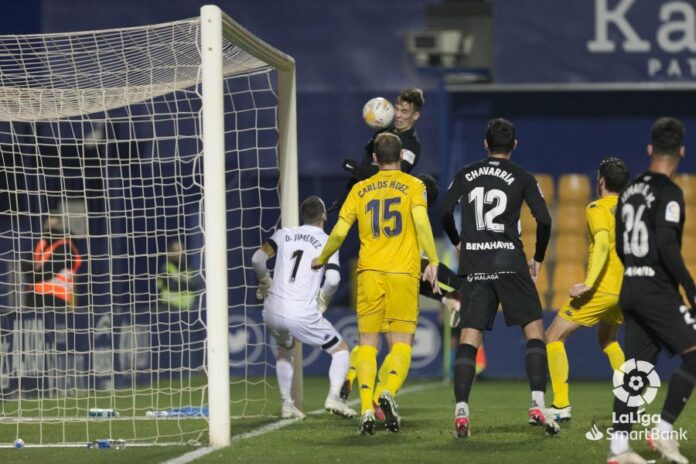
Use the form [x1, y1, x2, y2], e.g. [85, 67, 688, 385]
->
[545, 158, 630, 422]
[311, 132, 439, 435]
[340, 174, 467, 421]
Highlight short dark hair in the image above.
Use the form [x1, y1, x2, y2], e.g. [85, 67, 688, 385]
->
[374, 132, 402, 164]
[485, 118, 516, 154]
[397, 88, 424, 112]
[300, 196, 325, 224]
[417, 174, 439, 207]
[598, 157, 629, 193]
[651, 117, 684, 156]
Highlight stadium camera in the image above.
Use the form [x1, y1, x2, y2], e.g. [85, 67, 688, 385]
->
[405, 30, 472, 67]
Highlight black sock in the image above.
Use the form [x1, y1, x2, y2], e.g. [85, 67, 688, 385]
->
[662, 351, 696, 424]
[525, 338, 547, 393]
[612, 394, 636, 433]
[454, 344, 478, 403]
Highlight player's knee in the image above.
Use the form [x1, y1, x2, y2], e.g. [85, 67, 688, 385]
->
[545, 326, 564, 343]
[522, 319, 545, 341]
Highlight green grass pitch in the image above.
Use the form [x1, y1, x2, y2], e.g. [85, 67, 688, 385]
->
[1, 377, 694, 463]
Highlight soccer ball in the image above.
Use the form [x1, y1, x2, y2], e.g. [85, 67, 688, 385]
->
[362, 97, 394, 129]
[14, 438, 24, 448]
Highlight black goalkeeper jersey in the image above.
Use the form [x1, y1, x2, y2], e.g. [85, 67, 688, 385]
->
[616, 170, 696, 300]
[440, 157, 551, 275]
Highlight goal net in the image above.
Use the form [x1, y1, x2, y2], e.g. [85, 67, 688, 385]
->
[0, 5, 296, 447]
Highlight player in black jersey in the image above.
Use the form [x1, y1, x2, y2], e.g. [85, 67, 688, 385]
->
[328, 88, 423, 213]
[608, 118, 696, 464]
[440, 118, 558, 438]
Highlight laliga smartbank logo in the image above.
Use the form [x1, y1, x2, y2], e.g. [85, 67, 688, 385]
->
[612, 359, 660, 407]
[585, 360, 688, 442]
[585, 422, 604, 441]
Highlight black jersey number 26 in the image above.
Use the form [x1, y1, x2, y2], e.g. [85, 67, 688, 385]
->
[621, 203, 649, 257]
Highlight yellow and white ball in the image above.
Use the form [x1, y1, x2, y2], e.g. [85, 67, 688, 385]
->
[362, 97, 394, 129]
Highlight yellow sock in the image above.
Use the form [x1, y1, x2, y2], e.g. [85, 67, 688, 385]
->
[373, 353, 393, 404]
[603, 341, 625, 372]
[356, 345, 378, 414]
[547, 341, 570, 408]
[346, 345, 360, 385]
[384, 343, 412, 397]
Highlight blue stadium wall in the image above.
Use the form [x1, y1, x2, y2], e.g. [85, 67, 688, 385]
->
[0, 0, 694, 381]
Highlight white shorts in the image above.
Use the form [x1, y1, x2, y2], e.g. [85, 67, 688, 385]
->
[263, 310, 342, 351]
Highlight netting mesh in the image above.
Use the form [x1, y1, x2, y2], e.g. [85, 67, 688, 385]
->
[0, 17, 281, 445]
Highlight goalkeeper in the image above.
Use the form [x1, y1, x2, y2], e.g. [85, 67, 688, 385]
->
[328, 88, 424, 213]
[252, 196, 356, 420]
[545, 158, 629, 422]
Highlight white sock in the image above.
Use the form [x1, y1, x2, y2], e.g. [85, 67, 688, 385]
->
[657, 418, 674, 434]
[276, 357, 294, 404]
[455, 401, 469, 417]
[328, 350, 349, 398]
[610, 431, 630, 455]
[531, 391, 545, 408]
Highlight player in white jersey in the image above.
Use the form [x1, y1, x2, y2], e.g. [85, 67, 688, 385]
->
[252, 196, 356, 420]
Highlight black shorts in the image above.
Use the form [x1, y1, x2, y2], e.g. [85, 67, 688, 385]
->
[458, 272, 543, 331]
[620, 282, 696, 359]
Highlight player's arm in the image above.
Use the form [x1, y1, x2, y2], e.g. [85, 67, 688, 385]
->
[312, 219, 352, 270]
[523, 177, 552, 281]
[440, 173, 463, 249]
[251, 239, 277, 300]
[570, 205, 610, 298]
[318, 255, 341, 313]
[419, 259, 462, 299]
[399, 135, 420, 173]
[615, 203, 626, 264]
[413, 203, 440, 293]
[584, 230, 610, 287]
[655, 190, 696, 305]
[313, 191, 357, 269]
[413, 205, 439, 266]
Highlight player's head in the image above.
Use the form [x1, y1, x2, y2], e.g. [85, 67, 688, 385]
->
[373, 132, 402, 166]
[597, 157, 629, 195]
[300, 196, 326, 226]
[649, 117, 685, 159]
[418, 173, 439, 207]
[394, 88, 423, 132]
[484, 118, 517, 156]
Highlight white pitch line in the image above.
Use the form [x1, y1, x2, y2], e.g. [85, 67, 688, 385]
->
[161, 381, 439, 464]
[160, 445, 219, 464]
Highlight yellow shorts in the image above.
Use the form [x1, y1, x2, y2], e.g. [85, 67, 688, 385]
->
[558, 291, 623, 327]
[357, 270, 419, 334]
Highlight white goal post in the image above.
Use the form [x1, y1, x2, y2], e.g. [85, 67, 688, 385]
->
[200, 5, 298, 447]
[0, 5, 297, 448]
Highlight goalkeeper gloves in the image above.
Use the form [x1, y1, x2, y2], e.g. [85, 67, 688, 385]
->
[317, 289, 332, 314]
[256, 274, 272, 301]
